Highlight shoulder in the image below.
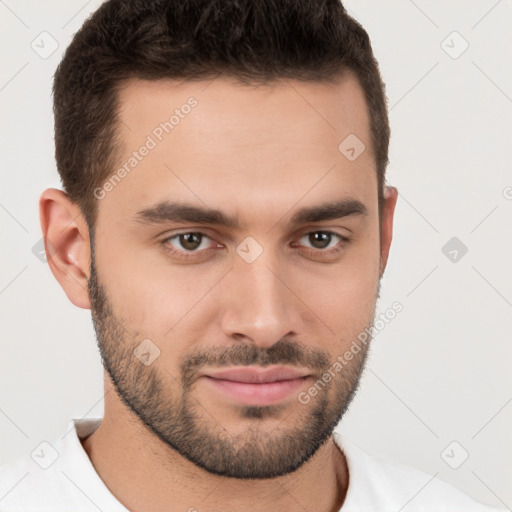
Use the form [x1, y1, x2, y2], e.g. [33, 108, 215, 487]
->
[0, 454, 45, 511]
[0, 450, 87, 512]
[0, 418, 114, 512]
[333, 432, 507, 512]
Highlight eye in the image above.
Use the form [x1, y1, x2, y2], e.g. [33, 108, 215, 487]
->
[159, 231, 223, 262]
[295, 231, 348, 252]
[164, 232, 216, 255]
[160, 229, 349, 261]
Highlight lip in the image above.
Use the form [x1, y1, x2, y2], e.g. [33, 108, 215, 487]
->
[204, 366, 312, 383]
[201, 366, 312, 406]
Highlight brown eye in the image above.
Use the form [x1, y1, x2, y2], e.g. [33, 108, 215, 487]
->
[307, 232, 334, 249]
[164, 232, 212, 254]
[299, 231, 343, 251]
[160, 230, 226, 262]
[178, 233, 203, 251]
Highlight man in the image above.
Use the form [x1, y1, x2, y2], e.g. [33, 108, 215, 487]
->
[0, 0, 506, 511]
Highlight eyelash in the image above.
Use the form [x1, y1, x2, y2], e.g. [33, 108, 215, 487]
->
[160, 230, 350, 260]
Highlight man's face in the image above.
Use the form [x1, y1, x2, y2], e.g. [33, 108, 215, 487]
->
[88, 73, 385, 479]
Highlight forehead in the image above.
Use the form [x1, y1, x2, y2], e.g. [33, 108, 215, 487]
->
[116, 73, 371, 153]
[98, 73, 376, 228]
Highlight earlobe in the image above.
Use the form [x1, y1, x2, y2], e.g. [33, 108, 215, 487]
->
[379, 185, 398, 277]
[39, 188, 92, 309]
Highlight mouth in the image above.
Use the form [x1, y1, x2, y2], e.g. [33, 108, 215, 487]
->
[205, 366, 312, 383]
[201, 366, 312, 406]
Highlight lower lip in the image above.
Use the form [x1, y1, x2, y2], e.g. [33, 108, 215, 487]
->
[203, 376, 310, 406]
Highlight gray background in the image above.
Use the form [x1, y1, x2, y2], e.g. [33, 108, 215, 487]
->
[1, 0, 511, 508]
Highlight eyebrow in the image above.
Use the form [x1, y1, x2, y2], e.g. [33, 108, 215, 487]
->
[134, 198, 368, 229]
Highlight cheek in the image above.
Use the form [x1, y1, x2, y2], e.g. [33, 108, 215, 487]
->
[296, 232, 380, 337]
[296, 270, 377, 335]
[99, 243, 220, 347]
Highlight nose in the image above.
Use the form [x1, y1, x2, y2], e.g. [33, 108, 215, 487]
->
[220, 253, 304, 349]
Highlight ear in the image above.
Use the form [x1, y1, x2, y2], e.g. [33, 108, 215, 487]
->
[379, 185, 398, 277]
[39, 188, 92, 309]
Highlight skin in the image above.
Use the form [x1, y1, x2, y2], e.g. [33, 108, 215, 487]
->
[40, 71, 398, 512]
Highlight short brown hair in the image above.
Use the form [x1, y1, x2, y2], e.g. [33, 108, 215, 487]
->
[53, 0, 390, 232]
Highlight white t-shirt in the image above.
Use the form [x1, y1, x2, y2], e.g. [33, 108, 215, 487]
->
[0, 417, 506, 512]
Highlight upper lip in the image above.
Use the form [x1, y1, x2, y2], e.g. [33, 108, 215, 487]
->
[203, 366, 311, 384]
